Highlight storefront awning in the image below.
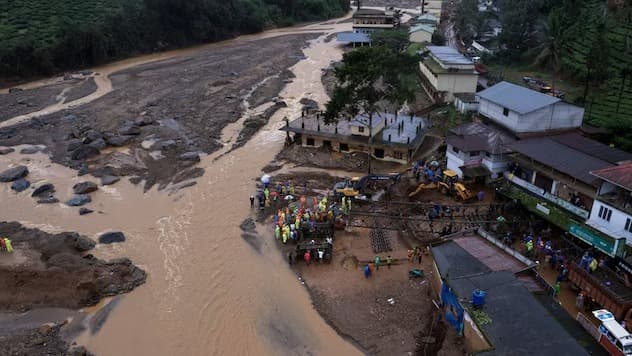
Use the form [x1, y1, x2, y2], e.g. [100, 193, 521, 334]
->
[460, 164, 491, 178]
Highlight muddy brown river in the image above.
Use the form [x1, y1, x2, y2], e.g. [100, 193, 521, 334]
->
[0, 17, 363, 355]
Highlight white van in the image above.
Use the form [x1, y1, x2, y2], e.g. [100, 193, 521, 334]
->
[593, 309, 632, 356]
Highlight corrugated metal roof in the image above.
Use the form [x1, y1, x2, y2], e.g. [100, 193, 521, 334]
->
[417, 13, 438, 21]
[477, 81, 560, 114]
[591, 162, 632, 191]
[550, 133, 632, 164]
[447, 122, 516, 154]
[336, 32, 370, 43]
[509, 136, 613, 185]
[426, 46, 473, 66]
[409, 24, 435, 34]
[432, 239, 589, 356]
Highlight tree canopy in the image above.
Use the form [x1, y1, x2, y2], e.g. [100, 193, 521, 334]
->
[324, 45, 419, 124]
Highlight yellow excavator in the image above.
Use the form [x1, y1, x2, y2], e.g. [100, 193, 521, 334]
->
[408, 169, 475, 201]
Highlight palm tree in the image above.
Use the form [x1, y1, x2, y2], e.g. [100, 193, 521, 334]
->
[533, 11, 564, 72]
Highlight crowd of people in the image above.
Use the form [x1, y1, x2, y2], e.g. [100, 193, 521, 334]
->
[412, 160, 442, 183]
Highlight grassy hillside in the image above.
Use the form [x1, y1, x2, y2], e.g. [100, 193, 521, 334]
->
[0, 0, 349, 81]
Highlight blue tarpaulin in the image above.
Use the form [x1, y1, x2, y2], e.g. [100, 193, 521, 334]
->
[441, 283, 464, 334]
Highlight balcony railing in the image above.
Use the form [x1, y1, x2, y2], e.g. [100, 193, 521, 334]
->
[504, 172, 590, 220]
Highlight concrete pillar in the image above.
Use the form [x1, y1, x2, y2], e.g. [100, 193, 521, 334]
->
[531, 171, 537, 185]
[551, 180, 558, 195]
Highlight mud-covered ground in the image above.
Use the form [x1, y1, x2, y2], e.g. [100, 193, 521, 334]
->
[0, 221, 145, 355]
[0, 34, 319, 190]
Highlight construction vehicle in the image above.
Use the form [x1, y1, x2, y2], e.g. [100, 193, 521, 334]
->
[334, 173, 401, 199]
[408, 169, 475, 200]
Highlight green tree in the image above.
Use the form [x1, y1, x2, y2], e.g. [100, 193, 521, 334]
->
[324, 46, 419, 172]
[532, 9, 565, 72]
[454, 0, 480, 46]
[370, 29, 409, 52]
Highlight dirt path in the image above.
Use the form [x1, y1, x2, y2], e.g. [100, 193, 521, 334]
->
[0, 16, 358, 355]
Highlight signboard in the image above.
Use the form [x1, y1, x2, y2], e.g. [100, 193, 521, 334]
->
[569, 223, 617, 257]
[536, 203, 550, 215]
[504, 172, 589, 219]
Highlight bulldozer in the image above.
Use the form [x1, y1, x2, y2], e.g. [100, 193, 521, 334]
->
[408, 169, 475, 201]
[334, 173, 401, 199]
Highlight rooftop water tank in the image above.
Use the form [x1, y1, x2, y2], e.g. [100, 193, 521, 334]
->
[472, 289, 486, 308]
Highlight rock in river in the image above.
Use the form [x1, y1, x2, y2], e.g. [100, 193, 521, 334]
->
[99, 231, 125, 244]
[19, 146, 41, 154]
[37, 197, 59, 204]
[0, 148, 15, 155]
[89, 138, 107, 150]
[79, 208, 94, 215]
[0, 165, 29, 182]
[10, 179, 30, 192]
[179, 152, 200, 162]
[73, 181, 98, 194]
[67, 195, 92, 207]
[101, 175, 120, 186]
[31, 183, 55, 197]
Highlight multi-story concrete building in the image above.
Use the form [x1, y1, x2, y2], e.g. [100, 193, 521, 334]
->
[418, 46, 478, 103]
[587, 162, 632, 248]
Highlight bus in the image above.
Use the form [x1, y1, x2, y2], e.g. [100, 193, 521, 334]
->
[593, 309, 632, 356]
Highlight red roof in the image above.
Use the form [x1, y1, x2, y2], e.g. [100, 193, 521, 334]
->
[591, 162, 632, 191]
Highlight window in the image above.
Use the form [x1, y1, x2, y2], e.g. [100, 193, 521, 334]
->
[339, 143, 349, 152]
[306, 138, 315, 146]
[469, 151, 480, 157]
[626, 218, 632, 233]
[598, 205, 612, 222]
[452, 146, 460, 154]
[503, 107, 509, 116]
[485, 152, 491, 158]
[358, 126, 365, 133]
[394, 151, 403, 160]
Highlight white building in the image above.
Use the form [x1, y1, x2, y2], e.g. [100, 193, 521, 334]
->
[477, 81, 584, 134]
[454, 93, 479, 113]
[409, 24, 435, 43]
[587, 162, 632, 246]
[446, 122, 516, 180]
[419, 46, 478, 103]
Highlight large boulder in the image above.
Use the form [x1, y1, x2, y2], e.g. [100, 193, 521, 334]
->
[71, 146, 99, 160]
[179, 152, 200, 162]
[118, 124, 141, 136]
[101, 175, 120, 186]
[0, 166, 29, 182]
[67, 195, 92, 207]
[10, 178, 30, 192]
[105, 135, 132, 147]
[31, 183, 55, 197]
[0, 148, 15, 155]
[89, 138, 107, 150]
[99, 231, 126, 244]
[19, 146, 41, 154]
[66, 140, 84, 152]
[83, 129, 103, 143]
[73, 181, 98, 194]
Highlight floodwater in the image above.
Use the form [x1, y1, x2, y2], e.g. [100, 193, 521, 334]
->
[0, 16, 361, 356]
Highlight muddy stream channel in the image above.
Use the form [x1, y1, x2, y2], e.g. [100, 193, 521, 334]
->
[0, 18, 363, 355]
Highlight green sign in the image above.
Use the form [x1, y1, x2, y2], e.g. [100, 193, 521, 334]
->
[569, 223, 618, 256]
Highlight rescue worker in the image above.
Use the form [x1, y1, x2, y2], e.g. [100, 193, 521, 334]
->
[250, 195, 255, 208]
[0, 237, 5, 252]
[589, 258, 598, 273]
[553, 282, 561, 298]
[386, 255, 392, 269]
[304, 251, 311, 265]
[275, 225, 281, 240]
[364, 264, 371, 278]
[374, 255, 381, 270]
[4, 238, 12, 253]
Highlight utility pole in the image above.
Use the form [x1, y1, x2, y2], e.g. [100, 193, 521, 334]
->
[367, 113, 372, 175]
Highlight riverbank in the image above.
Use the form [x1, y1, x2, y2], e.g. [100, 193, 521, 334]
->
[0, 221, 145, 354]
